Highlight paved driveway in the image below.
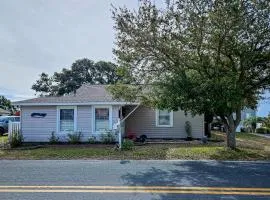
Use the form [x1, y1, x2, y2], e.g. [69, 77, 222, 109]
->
[0, 160, 270, 199]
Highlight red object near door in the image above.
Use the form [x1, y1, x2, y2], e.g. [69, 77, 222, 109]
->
[14, 111, 20, 116]
[127, 131, 136, 141]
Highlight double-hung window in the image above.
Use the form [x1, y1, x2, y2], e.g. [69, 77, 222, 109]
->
[156, 109, 173, 127]
[94, 107, 111, 132]
[57, 106, 77, 132]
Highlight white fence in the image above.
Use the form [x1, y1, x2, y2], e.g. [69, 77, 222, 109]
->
[8, 121, 21, 137]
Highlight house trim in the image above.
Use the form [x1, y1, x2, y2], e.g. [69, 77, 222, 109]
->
[14, 102, 139, 106]
[155, 109, 174, 127]
[56, 105, 77, 133]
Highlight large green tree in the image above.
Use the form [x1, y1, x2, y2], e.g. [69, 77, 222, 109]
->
[32, 58, 121, 96]
[109, 0, 270, 149]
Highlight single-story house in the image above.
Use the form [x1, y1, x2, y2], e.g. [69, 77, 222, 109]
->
[13, 84, 204, 142]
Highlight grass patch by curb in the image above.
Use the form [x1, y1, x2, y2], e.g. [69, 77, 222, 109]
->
[0, 132, 269, 160]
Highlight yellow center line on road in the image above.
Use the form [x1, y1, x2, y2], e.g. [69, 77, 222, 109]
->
[0, 189, 269, 195]
[0, 185, 270, 191]
[0, 186, 270, 195]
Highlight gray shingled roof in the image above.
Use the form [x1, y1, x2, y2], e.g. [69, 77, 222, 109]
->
[13, 85, 135, 105]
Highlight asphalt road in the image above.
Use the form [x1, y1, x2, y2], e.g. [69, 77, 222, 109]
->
[0, 160, 270, 200]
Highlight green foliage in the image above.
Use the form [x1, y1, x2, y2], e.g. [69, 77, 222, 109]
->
[32, 58, 122, 96]
[100, 131, 116, 144]
[262, 114, 270, 128]
[0, 96, 16, 114]
[243, 117, 260, 132]
[49, 131, 59, 144]
[88, 136, 97, 144]
[111, 0, 270, 149]
[67, 132, 82, 144]
[9, 130, 23, 148]
[185, 121, 192, 138]
[122, 139, 134, 150]
[256, 127, 270, 134]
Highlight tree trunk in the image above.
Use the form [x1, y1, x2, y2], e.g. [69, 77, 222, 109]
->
[204, 113, 213, 138]
[204, 122, 212, 138]
[221, 112, 241, 150]
[226, 128, 236, 150]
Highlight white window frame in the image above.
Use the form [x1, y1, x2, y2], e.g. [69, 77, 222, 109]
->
[92, 105, 112, 134]
[155, 109, 173, 127]
[56, 106, 77, 133]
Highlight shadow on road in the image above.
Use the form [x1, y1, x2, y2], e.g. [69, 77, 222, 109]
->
[121, 161, 270, 200]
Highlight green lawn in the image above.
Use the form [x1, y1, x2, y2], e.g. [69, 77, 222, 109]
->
[0, 135, 8, 144]
[0, 132, 269, 160]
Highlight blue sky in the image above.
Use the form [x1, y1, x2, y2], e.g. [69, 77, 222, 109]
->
[0, 0, 269, 116]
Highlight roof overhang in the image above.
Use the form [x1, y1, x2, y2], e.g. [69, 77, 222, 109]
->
[13, 102, 140, 106]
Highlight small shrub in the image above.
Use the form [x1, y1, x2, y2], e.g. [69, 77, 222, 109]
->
[67, 131, 82, 144]
[88, 136, 97, 144]
[9, 130, 23, 148]
[185, 121, 192, 140]
[100, 131, 116, 144]
[49, 131, 59, 144]
[256, 127, 270, 134]
[122, 139, 134, 150]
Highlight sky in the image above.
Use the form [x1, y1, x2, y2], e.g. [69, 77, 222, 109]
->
[0, 0, 269, 116]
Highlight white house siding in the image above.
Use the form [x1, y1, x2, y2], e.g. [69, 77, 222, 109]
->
[77, 106, 92, 141]
[125, 106, 204, 139]
[21, 106, 57, 142]
[112, 105, 120, 125]
[20, 105, 203, 142]
[21, 105, 120, 142]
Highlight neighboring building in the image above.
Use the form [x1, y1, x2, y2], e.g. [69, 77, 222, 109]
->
[13, 84, 204, 142]
[0, 108, 10, 116]
[236, 108, 256, 132]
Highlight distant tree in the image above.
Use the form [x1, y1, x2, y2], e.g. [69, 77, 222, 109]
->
[32, 58, 121, 96]
[0, 96, 15, 114]
[110, 0, 270, 149]
[262, 113, 270, 128]
[243, 116, 264, 133]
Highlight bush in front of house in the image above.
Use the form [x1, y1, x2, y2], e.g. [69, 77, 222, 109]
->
[185, 121, 192, 140]
[88, 136, 97, 144]
[49, 131, 59, 144]
[67, 131, 82, 144]
[122, 139, 134, 150]
[256, 127, 270, 134]
[9, 130, 24, 148]
[100, 131, 116, 144]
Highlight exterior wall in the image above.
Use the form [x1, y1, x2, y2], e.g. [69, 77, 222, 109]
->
[77, 106, 92, 141]
[21, 106, 57, 142]
[21, 105, 119, 142]
[112, 105, 120, 125]
[125, 106, 204, 139]
[21, 104, 204, 142]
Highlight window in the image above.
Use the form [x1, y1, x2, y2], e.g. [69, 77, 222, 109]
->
[156, 109, 173, 127]
[57, 106, 77, 132]
[95, 108, 110, 132]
